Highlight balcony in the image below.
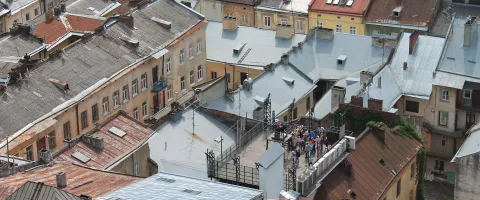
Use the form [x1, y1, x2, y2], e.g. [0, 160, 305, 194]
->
[423, 120, 465, 138]
[151, 78, 168, 93]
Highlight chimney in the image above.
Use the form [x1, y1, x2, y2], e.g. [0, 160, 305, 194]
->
[331, 86, 346, 109]
[281, 53, 289, 64]
[360, 71, 373, 85]
[368, 98, 383, 111]
[46, 12, 54, 22]
[48, 78, 69, 90]
[120, 15, 134, 29]
[56, 171, 67, 188]
[409, 31, 419, 54]
[276, 24, 293, 39]
[464, 16, 478, 47]
[316, 27, 334, 40]
[81, 134, 105, 151]
[350, 96, 363, 107]
[222, 16, 238, 31]
[38, 149, 53, 164]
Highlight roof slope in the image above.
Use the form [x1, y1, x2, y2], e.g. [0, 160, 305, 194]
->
[365, 0, 439, 29]
[309, 0, 370, 16]
[0, 0, 203, 143]
[0, 0, 36, 12]
[0, 162, 141, 199]
[206, 21, 306, 66]
[66, 0, 118, 16]
[257, 0, 309, 14]
[315, 126, 422, 200]
[56, 113, 154, 169]
[0, 33, 44, 76]
[98, 172, 264, 200]
[6, 181, 81, 200]
[453, 122, 480, 161]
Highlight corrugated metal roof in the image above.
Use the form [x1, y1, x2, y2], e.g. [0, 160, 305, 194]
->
[98, 172, 265, 200]
[257, 143, 284, 168]
[6, 181, 81, 200]
[206, 22, 306, 66]
[365, 0, 438, 28]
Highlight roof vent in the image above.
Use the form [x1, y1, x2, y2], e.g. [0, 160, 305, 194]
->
[233, 42, 246, 54]
[151, 17, 171, 29]
[119, 36, 139, 48]
[379, 158, 385, 165]
[72, 151, 91, 163]
[109, 126, 127, 137]
[337, 55, 347, 65]
[48, 78, 69, 90]
[282, 77, 295, 85]
[157, 177, 176, 183]
[392, 7, 402, 18]
[56, 171, 67, 188]
[182, 189, 202, 195]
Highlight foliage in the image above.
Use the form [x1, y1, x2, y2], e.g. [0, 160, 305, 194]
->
[366, 121, 383, 129]
[416, 148, 426, 200]
[393, 120, 422, 141]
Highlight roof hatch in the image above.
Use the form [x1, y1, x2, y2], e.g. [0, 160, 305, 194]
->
[72, 151, 91, 163]
[233, 42, 246, 54]
[109, 126, 126, 138]
[151, 17, 171, 29]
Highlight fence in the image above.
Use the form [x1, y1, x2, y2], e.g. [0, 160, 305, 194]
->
[214, 162, 259, 188]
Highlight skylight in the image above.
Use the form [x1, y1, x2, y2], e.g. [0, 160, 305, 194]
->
[109, 126, 126, 138]
[72, 151, 91, 163]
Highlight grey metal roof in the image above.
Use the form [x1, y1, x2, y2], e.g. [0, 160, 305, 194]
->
[66, 0, 117, 16]
[99, 172, 265, 200]
[257, 143, 284, 168]
[432, 71, 478, 89]
[437, 18, 480, 79]
[0, 0, 36, 12]
[208, 63, 316, 117]
[148, 108, 236, 179]
[430, 3, 480, 37]
[0, 33, 44, 77]
[0, 0, 202, 142]
[6, 181, 81, 200]
[206, 21, 306, 66]
[288, 31, 390, 82]
[452, 122, 480, 162]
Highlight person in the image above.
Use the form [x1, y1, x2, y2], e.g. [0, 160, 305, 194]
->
[291, 150, 296, 165]
[319, 126, 326, 134]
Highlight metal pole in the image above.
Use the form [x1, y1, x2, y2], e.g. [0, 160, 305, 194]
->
[220, 136, 223, 161]
[6, 137, 9, 172]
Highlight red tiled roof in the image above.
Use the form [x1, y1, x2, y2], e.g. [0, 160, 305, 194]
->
[309, 0, 370, 16]
[33, 19, 69, 44]
[365, 0, 438, 27]
[66, 15, 104, 32]
[0, 162, 141, 199]
[314, 125, 422, 200]
[56, 113, 154, 169]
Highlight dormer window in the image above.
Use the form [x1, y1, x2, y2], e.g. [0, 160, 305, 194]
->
[392, 7, 402, 17]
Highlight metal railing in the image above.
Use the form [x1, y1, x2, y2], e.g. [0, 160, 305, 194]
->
[214, 162, 259, 187]
[216, 121, 263, 166]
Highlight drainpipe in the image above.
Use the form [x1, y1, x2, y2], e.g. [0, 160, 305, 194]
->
[75, 104, 80, 138]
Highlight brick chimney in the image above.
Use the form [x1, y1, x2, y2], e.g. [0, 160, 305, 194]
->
[368, 98, 383, 111]
[316, 27, 334, 40]
[464, 16, 478, 47]
[409, 31, 419, 54]
[120, 15, 134, 29]
[350, 96, 363, 107]
[56, 171, 67, 188]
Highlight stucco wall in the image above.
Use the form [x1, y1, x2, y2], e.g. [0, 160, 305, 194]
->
[206, 60, 264, 90]
[308, 12, 365, 35]
[223, 3, 255, 27]
[379, 156, 419, 200]
[255, 9, 308, 34]
[455, 154, 480, 200]
[197, 77, 227, 105]
[194, 0, 224, 22]
[5, 1, 42, 32]
[110, 143, 154, 177]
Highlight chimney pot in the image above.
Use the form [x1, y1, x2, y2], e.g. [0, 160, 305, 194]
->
[56, 171, 67, 188]
[222, 16, 238, 31]
[120, 15, 134, 29]
[275, 24, 293, 39]
[368, 98, 383, 111]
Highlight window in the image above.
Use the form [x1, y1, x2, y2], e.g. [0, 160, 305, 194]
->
[264, 16, 271, 27]
[441, 136, 446, 147]
[132, 79, 138, 97]
[335, 24, 342, 33]
[226, 13, 233, 17]
[81, 110, 88, 129]
[293, 107, 298, 119]
[410, 162, 416, 178]
[92, 104, 99, 122]
[63, 122, 71, 139]
[113, 91, 120, 109]
[296, 20, 304, 32]
[464, 89, 472, 99]
[438, 111, 448, 126]
[180, 49, 185, 64]
[189, 44, 195, 59]
[133, 107, 139, 120]
[48, 132, 56, 149]
[396, 179, 401, 197]
[25, 13, 30, 21]
[34, 8, 38, 16]
[167, 85, 173, 100]
[122, 85, 129, 103]
[211, 71, 217, 79]
[190, 70, 195, 85]
[441, 88, 449, 101]
[405, 100, 419, 113]
[102, 97, 110, 114]
[141, 73, 147, 91]
[26, 145, 33, 160]
[197, 65, 203, 80]
[196, 39, 202, 54]
[317, 20, 323, 28]
[181, 76, 185, 91]
[242, 14, 248, 24]
[142, 102, 148, 117]
[166, 57, 171, 74]
[435, 160, 444, 171]
[349, 26, 356, 34]
[280, 18, 288, 25]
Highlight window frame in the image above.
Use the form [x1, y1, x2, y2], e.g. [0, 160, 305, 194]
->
[25, 13, 30, 21]
[438, 111, 448, 126]
[142, 102, 148, 117]
[180, 49, 185, 65]
[132, 79, 138, 97]
[196, 39, 202, 54]
[435, 160, 445, 171]
[335, 24, 342, 33]
[102, 97, 110, 115]
[63, 121, 71, 139]
[189, 44, 195, 60]
[441, 136, 446, 147]
[242, 14, 248, 24]
[264, 16, 271, 27]
[405, 100, 419, 113]
[141, 73, 148, 91]
[26, 145, 33, 161]
[92, 104, 99, 122]
[122, 85, 129, 103]
[349, 26, 356, 34]
[167, 85, 173, 101]
[190, 70, 195, 86]
[166, 57, 171, 74]
[180, 76, 185, 91]
[113, 90, 120, 109]
[211, 71, 217, 79]
[441, 88, 449, 101]
[464, 89, 472, 99]
[296, 20, 304, 32]
[197, 65, 203, 80]
[81, 110, 88, 129]
[34, 8, 38, 16]
[133, 107, 139, 120]
[48, 131, 56, 150]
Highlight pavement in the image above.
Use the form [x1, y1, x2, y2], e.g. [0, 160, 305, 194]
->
[423, 180, 454, 200]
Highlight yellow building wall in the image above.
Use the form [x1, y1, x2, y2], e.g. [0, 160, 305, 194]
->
[308, 12, 365, 35]
[278, 92, 313, 122]
[380, 156, 419, 200]
[206, 60, 263, 90]
[223, 3, 255, 27]
[255, 9, 308, 34]
[5, 1, 42, 32]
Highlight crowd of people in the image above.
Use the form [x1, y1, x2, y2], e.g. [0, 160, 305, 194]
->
[285, 125, 331, 168]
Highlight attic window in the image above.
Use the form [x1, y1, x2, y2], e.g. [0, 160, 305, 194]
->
[72, 151, 91, 163]
[109, 126, 126, 138]
[182, 189, 202, 195]
[337, 55, 347, 64]
[392, 7, 402, 17]
[157, 177, 176, 183]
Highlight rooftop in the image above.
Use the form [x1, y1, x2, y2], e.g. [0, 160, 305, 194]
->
[98, 172, 265, 200]
[208, 63, 316, 117]
[0, 161, 142, 199]
[55, 112, 154, 170]
[0, 0, 36, 13]
[257, 0, 310, 14]
[309, 0, 370, 16]
[0, 0, 203, 144]
[0, 32, 44, 77]
[6, 181, 82, 200]
[452, 121, 480, 161]
[430, 3, 480, 37]
[314, 125, 422, 200]
[66, 0, 121, 17]
[224, 0, 256, 6]
[206, 21, 306, 66]
[437, 18, 480, 79]
[148, 108, 236, 179]
[288, 29, 390, 82]
[365, 0, 439, 30]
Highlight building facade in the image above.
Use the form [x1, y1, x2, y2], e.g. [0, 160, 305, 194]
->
[194, 0, 256, 27]
[254, 0, 309, 34]
[1, 0, 43, 33]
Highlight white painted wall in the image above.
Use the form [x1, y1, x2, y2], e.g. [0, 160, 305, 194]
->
[194, 0, 223, 22]
[259, 154, 284, 199]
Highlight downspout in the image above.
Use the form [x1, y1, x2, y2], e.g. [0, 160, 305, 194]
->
[75, 104, 80, 138]
[162, 55, 166, 109]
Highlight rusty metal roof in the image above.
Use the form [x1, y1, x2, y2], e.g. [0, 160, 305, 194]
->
[365, 0, 439, 29]
[0, 161, 141, 199]
[309, 0, 370, 16]
[55, 112, 154, 170]
[314, 125, 422, 200]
